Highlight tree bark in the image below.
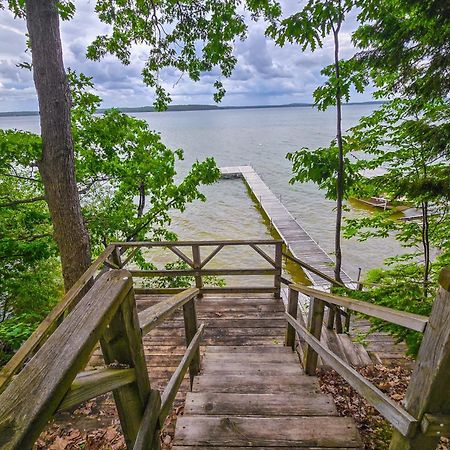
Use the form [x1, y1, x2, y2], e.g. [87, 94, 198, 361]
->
[333, 23, 344, 284]
[25, 0, 91, 291]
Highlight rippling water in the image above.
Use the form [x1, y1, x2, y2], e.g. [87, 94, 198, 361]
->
[1, 105, 405, 280]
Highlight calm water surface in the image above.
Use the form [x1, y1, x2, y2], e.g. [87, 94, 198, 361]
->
[0, 105, 405, 280]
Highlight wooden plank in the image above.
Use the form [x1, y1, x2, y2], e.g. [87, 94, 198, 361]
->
[59, 368, 136, 410]
[184, 392, 337, 416]
[160, 324, 205, 422]
[133, 389, 161, 450]
[0, 270, 132, 450]
[138, 288, 199, 335]
[116, 239, 282, 247]
[304, 296, 325, 375]
[100, 287, 151, 448]
[173, 416, 362, 447]
[201, 361, 300, 375]
[193, 374, 317, 394]
[203, 353, 293, 364]
[183, 297, 200, 385]
[200, 244, 224, 268]
[285, 288, 299, 349]
[250, 244, 276, 267]
[0, 244, 116, 394]
[130, 268, 277, 277]
[286, 312, 418, 437]
[201, 287, 277, 294]
[205, 345, 288, 354]
[291, 284, 428, 332]
[390, 269, 450, 449]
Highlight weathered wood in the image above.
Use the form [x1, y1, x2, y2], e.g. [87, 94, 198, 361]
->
[0, 244, 115, 394]
[200, 244, 224, 268]
[291, 283, 429, 332]
[138, 288, 199, 335]
[283, 252, 345, 288]
[274, 242, 282, 298]
[129, 268, 277, 277]
[116, 239, 282, 247]
[160, 324, 205, 422]
[168, 246, 194, 267]
[201, 360, 300, 375]
[184, 392, 337, 416]
[183, 298, 200, 385]
[192, 244, 203, 294]
[285, 288, 299, 349]
[133, 389, 162, 450]
[121, 247, 139, 268]
[135, 286, 277, 295]
[304, 296, 325, 375]
[420, 414, 450, 437]
[0, 270, 131, 450]
[390, 268, 450, 449]
[173, 416, 361, 447]
[59, 367, 136, 410]
[193, 374, 317, 394]
[250, 243, 276, 267]
[100, 287, 151, 449]
[286, 312, 418, 437]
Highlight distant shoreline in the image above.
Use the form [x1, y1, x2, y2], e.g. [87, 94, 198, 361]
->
[0, 101, 385, 118]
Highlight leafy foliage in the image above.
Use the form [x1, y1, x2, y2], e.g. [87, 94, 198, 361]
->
[0, 73, 221, 364]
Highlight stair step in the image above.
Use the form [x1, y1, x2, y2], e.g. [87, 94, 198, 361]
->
[203, 352, 297, 364]
[206, 345, 290, 353]
[193, 374, 317, 394]
[173, 416, 362, 448]
[185, 393, 337, 416]
[201, 361, 301, 375]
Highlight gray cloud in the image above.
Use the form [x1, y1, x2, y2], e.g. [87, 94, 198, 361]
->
[0, 1, 374, 112]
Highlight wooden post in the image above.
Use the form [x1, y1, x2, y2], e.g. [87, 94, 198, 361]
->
[335, 307, 343, 334]
[274, 242, 282, 298]
[100, 287, 151, 449]
[285, 288, 299, 349]
[111, 245, 123, 268]
[183, 297, 200, 388]
[304, 296, 325, 375]
[133, 389, 162, 450]
[192, 244, 203, 296]
[389, 268, 450, 450]
[327, 305, 336, 330]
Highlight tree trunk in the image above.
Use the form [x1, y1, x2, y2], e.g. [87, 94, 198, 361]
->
[25, 0, 91, 291]
[421, 200, 430, 297]
[333, 25, 344, 283]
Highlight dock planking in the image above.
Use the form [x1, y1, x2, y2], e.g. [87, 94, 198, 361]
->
[220, 165, 353, 287]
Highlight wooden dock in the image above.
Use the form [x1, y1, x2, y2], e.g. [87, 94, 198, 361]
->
[220, 166, 353, 286]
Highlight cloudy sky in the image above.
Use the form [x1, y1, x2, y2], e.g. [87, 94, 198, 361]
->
[0, 2, 373, 112]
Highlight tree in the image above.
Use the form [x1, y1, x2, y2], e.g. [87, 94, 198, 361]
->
[265, 0, 365, 281]
[3, 0, 272, 290]
[0, 72, 221, 363]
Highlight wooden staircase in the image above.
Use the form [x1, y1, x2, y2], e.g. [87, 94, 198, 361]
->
[173, 345, 362, 449]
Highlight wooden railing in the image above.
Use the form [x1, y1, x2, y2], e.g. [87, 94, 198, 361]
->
[116, 239, 283, 297]
[0, 270, 204, 450]
[0, 239, 282, 395]
[285, 267, 450, 449]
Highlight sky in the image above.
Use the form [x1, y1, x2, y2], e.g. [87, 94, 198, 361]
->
[0, 1, 373, 112]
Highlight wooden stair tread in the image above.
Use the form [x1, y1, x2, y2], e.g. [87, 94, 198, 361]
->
[206, 346, 288, 353]
[203, 352, 296, 364]
[185, 393, 338, 416]
[173, 416, 362, 447]
[201, 361, 301, 375]
[193, 374, 318, 394]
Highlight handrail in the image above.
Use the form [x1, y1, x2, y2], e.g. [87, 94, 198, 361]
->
[0, 270, 133, 449]
[290, 283, 429, 333]
[160, 323, 205, 422]
[138, 287, 199, 335]
[0, 244, 116, 394]
[286, 312, 418, 437]
[283, 252, 345, 288]
[114, 239, 283, 247]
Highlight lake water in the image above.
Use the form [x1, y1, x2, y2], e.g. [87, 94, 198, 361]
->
[0, 105, 405, 280]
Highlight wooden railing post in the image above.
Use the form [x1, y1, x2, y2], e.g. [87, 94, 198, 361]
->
[274, 242, 282, 298]
[100, 285, 151, 449]
[304, 296, 325, 375]
[183, 297, 200, 387]
[389, 268, 450, 450]
[285, 287, 299, 349]
[111, 245, 123, 268]
[192, 244, 203, 296]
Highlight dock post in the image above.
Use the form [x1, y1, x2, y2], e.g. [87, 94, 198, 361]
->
[274, 242, 282, 298]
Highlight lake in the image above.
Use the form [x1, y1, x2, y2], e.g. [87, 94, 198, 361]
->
[0, 105, 405, 280]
